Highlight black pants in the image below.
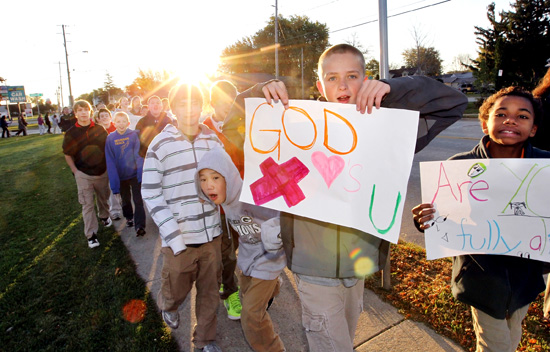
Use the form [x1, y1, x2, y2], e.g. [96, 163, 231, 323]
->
[220, 214, 240, 299]
[15, 128, 26, 136]
[1, 127, 9, 138]
[119, 177, 146, 230]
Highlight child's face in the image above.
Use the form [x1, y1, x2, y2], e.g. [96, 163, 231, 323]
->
[211, 95, 236, 122]
[120, 98, 129, 110]
[98, 112, 111, 126]
[114, 115, 129, 133]
[316, 52, 365, 104]
[75, 106, 91, 125]
[172, 98, 202, 125]
[148, 98, 163, 116]
[199, 168, 226, 205]
[482, 95, 537, 148]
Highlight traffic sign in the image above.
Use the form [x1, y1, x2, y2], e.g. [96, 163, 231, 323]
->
[30, 93, 43, 97]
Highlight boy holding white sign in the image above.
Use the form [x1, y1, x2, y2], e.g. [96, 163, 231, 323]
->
[412, 87, 549, 352]
[223, 44, 467, 351]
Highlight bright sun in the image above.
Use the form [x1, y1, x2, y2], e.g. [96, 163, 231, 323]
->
[168, 53, 221, 88]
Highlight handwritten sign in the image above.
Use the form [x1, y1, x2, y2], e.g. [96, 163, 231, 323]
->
[421, 159, 550, 262]
[239, 98, 419, 243]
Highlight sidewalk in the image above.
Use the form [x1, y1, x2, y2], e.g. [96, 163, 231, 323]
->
[115, 216, 464, 352]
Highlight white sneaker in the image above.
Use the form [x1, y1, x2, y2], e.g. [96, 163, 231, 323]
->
[100, 217, 112, 227]
[88, 234, 100, 248]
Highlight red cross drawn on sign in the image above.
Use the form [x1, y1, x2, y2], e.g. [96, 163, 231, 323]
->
[250, 157, 310, 207]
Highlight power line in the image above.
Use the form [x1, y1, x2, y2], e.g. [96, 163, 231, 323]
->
[330, 0, 451, 34]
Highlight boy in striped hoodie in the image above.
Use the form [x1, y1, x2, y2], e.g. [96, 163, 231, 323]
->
[141, 84, 224, 352]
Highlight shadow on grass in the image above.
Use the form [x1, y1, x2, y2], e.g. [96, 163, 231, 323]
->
[0, 135, 177, 351]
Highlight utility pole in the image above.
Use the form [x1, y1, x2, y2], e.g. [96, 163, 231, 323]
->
[61, 25, 74, 107]
[378, 0, 390, 80]
[58, 61, 64, 108]
[274, 0, 279, 79]
[301, 47, 304, 99]
[378, 0, 391, 290]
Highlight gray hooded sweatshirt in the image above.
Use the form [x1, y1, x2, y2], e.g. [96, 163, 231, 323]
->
[195, 147, 286, 280]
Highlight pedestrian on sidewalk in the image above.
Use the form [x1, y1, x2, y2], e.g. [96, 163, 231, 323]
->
[95, 108, 121, 220]
[45, 112, 52, 134]
[196, 147, 286, 352]
[105, 112, 146, 236]
[62, 100, 112, 249]
[38, 114, 46, 135]
[52, 114, 59, 134]
[413, 87, 547, 352]
[1, 115, 10, 138]
[223, 43, 467, 352]
[141, 84, 223, 352]
[15, 114, 28, 136]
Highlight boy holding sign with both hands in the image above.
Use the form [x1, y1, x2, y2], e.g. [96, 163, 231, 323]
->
[223, 44, 467, 352]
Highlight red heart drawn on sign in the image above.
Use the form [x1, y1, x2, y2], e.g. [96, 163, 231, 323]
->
[311, 151, 345, 188]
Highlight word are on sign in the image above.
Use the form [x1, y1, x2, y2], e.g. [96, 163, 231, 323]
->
[239, 98, 419, 244]
[421, 158, 550, 263]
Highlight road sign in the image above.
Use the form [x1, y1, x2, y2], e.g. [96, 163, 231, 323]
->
[30, 93, 43, 97]
[8, 86, 26, 103]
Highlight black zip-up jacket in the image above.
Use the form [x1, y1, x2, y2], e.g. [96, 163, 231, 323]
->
[450, 135, 549, 319]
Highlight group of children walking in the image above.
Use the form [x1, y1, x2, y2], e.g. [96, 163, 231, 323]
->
[60, 43, 550, 352]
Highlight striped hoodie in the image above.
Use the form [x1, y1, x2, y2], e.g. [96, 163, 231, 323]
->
[141, 123, 223, 255]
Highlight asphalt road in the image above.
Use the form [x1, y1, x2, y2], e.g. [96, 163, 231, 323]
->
[399, 118, 485, 247]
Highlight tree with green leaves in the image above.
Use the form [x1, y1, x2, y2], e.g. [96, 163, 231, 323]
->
[401, 46, 443, 76]
[472, 0, 550, 90]
[365, 58, 380, 79]
[220, 15, 329, 94]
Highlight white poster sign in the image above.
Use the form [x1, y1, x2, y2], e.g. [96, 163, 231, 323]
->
[421, 159, 550, 262]
[240, 98, 419, 243]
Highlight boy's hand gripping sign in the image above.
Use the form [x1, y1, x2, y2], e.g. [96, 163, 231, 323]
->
[239, 98, 419, 244]
[421, 159, 550, 262]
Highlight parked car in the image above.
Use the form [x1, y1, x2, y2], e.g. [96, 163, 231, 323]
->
[459, 83, 477, 94]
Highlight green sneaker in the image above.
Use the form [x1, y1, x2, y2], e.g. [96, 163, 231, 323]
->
[219, 284, 224, 295]
[224, 291, 242, 320]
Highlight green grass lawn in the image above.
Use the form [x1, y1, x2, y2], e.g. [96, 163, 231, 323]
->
[0, 135, 177, 351]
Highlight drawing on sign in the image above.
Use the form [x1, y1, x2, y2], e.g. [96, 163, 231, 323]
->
[509, 202, 526, 216]
[250, 157, 309, 207]
[421, 159, 550, 262]
[311, 151, 345, 188]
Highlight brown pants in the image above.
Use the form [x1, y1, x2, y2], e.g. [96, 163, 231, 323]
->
[239, 274, 285, 352]
[158, 235, 222, 349]
[74, 170, 110, 239]
[471, 305, 529, 352]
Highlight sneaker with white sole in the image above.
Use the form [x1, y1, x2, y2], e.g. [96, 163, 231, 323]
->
[111, 213, 121, 221]
[100, 217, 112, 227]
[88, 234, 100, 249]
[197, 342, 223, 352]
[162, 310, 179, 329]
[223, 291, 242, 320]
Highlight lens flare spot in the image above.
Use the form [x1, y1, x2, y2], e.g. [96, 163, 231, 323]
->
[354, 257, 374, 277]
[349, 247, 362, 260]
[123, 299, 147, 323]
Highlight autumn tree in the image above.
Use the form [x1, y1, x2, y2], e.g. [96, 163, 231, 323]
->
[365, 58, 380, 79]
[220, 15, 329, 93]
[125, 69, 177, 99]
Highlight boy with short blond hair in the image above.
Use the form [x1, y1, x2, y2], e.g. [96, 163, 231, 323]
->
[105, 112, 146, 236]
[63, 100, 111, 249]
[223, 43, 468, 351]
[141, 84, 224, 352]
